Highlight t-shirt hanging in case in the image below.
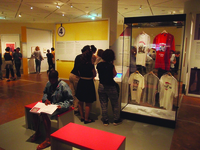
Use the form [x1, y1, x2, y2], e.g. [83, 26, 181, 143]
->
[159, 74, 178, 110]
[153, 33, 175, 71]
[142, 73, 160, 106]
[128, 73, 144, 103]
[134, 33, 150, 66]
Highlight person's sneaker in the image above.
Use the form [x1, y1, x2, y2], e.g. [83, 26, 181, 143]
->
[113, 119, 122, 126]
[103, 120, 109, 126]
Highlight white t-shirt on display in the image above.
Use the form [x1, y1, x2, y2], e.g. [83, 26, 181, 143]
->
[128, 72, 145, 103]
[143, 73, 160, 106]
[134, 33, 150, 66]
[159, 74, 178, 110]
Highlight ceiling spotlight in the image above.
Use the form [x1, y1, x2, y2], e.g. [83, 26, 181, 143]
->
[30, 7, 33, 9]
[56, 3, 60, 9]
[139, 5, 142, 9]
[70, 4, 73, 8]
[91, 16, 95, 20]
[19, 13, 21, 17]
[62, 14, 65, 16]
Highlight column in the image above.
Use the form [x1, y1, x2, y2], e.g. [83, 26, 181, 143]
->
[102, 0, 118, 47]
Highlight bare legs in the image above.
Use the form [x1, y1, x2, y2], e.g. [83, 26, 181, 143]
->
[78, 101, 84, 120]
[78, 101, 93, 123]
[31, 113, 51, 150]
[85, 103, 91, 121]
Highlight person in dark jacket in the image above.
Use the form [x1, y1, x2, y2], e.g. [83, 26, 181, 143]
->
[46, 49, 53, 71]
[4, 47, 16, 81]
[13, 47, 22, 78]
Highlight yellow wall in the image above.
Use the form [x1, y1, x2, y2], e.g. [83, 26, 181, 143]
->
[56, 61, 74, 79]
[56, 20, 109, 41]
[56, 20, 109, 79]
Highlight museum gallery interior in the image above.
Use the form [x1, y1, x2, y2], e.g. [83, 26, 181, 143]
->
[0, 0, 200, 150]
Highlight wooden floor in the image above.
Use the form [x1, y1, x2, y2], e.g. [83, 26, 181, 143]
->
[0, 72, 199, 150]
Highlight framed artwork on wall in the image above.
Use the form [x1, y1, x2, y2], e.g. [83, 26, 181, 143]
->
[5, 42, 15, 53]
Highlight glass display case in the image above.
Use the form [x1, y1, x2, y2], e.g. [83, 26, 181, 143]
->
[120, 14, 186, 128]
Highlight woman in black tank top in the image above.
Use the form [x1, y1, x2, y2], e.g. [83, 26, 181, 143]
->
[4, 47, 16, 81]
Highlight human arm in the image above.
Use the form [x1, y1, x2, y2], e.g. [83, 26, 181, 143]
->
[19, 53, 22, 60]
[54, 82, 73, 110]
[92, 66, 96, 78]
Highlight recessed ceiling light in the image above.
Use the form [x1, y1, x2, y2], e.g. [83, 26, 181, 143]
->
[30, 7, 33, 9]
[62, 14, 65, 16]
[91, 16, 95, 20]
[56, 3, 60, 9]
[19, 13, 21, 17]
[70, 4, 73, 8]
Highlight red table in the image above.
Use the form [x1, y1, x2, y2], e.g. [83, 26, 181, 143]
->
[51, 122, 126, 150]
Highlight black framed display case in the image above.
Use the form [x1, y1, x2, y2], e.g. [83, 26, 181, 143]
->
[120, 14, 186, 128]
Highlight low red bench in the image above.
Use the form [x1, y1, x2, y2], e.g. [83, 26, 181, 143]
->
[24, 101, 74, 130]
[51, 122, 126, 150]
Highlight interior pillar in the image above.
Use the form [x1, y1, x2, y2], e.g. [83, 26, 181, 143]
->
[102, 0, 118, 47]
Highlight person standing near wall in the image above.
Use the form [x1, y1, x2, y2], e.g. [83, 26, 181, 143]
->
[69, 45, 91, 114]
[76, 50, 96, 124]
[31, 46, 44, 74]
[13, 47, 22, 78]
[96, 49, 122, 126]
[51, 47, 55, 70]
[46, 49, 53, 71]
[4, 47, 16, 81]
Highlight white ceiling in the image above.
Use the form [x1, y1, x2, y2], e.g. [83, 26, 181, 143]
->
[0, 0, 190, 24]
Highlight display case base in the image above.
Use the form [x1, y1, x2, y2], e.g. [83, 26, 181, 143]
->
[121, 111, 176, 128]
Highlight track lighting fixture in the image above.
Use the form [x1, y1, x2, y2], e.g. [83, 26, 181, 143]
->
[19, 13, 21, 17]
[139, 5, 142, 9]
[70, 4, 73, 8]
[56, 3, 60, 9]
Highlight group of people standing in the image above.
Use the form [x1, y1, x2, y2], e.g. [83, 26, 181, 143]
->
[1, 47, 22, 82]
[69, 45, 122, 126]
[31, 46, 55, 74]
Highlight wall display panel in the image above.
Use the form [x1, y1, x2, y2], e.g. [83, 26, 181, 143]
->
[56, 40, 108, 61]
[121, 15, 186, 128]
[26, 28, 52, 58]
[1, 34, 20, 53]
[55, 20, 109, 61]
[26, 28, 52, 73]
